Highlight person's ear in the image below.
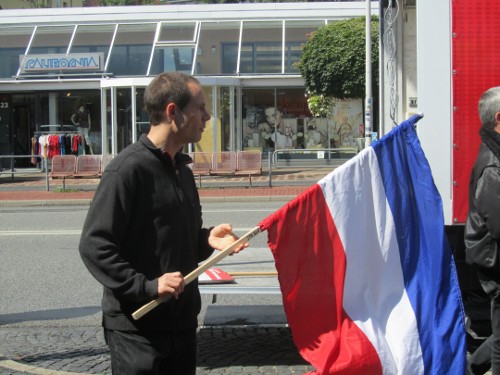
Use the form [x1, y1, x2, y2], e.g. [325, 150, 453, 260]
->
[494, 112, 500, 134]
[495, 111, 500, 124]
[165, 102, 176, 123]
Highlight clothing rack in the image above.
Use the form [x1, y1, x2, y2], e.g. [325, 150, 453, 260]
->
[33, 131, 85, 161]
[34, 130, 80, 135]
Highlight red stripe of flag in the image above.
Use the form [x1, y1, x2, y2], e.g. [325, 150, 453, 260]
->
[260, 184, 382, 374]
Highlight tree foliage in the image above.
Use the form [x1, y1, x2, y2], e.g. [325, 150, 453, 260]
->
[307, 94, 335, 118]
[299, 16, 379, 100]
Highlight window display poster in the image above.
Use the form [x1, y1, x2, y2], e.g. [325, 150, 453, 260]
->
[241, 97, 364, 152]
[329, 98, 363, 149]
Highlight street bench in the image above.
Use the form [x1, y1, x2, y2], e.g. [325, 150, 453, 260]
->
[189, 151, 263, 187]
[50, 155, 77, 190]
[74, 155, 101, 178]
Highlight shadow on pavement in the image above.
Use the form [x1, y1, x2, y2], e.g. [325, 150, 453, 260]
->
[197, 326, 314, 371]
[0, 306, 101, 325]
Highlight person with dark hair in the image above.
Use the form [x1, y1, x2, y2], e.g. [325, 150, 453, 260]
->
[79, 72, 247, 374]
[465, 86, 500, 375]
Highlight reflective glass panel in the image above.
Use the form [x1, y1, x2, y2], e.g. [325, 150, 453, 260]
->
[150, 46, 195, 75]
[135, 88, 150, 136]
[242, 88, 275, 153]
[242, 88, 314, 152]
[199, 21, 240, 75]
[195, 86, 214, 152]
[107, 23, 156, 76]
[70, 24, 115, 60]
[116, 87, 132, 152]
[28, 25, 74, 54]
[0, 26, 34, 78]
[102, 87, 112, 154]
[219, 86, 233, 152]
[63, 90, 101, 153]
[285, 20, 325, 73]
[158, 22, 197, 42]
[241, 21, 282, 74]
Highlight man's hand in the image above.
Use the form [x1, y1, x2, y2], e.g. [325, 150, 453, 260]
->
[157, 272, 184, 299]
[208, 224, 249, 254]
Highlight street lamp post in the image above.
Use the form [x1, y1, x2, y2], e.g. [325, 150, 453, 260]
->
[365, 0, 373, 148]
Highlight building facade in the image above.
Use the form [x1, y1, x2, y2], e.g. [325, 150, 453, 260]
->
[0, 2, 376, 166]
[0, 0, 84, 9]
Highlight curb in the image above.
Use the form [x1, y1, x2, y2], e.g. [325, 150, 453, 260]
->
[0, 358, 83, 375]
[0, 199, 94, 207]
[0, 196, 296, 208]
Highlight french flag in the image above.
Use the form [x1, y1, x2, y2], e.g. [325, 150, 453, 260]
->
[259, 115, 466, 374]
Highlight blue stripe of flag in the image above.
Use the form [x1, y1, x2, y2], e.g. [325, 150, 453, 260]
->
[372, 115, 466, 374]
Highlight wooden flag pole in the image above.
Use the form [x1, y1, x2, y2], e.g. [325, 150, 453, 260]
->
[228, 271, 278, 277]
[132, 226, 262, 320]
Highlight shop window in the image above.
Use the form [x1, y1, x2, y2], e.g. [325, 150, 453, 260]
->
[241, 88, 363, 154]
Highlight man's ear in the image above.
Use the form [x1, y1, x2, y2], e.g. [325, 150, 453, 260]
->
[495, 112, 500, 124]
[494, 112, 500, 134]
[165, 102, 176, 122]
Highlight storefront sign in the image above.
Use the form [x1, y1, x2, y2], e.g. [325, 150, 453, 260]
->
[19, 53, 104, 73]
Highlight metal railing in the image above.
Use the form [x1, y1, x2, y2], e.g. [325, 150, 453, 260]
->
[0, 154, 49, 191]
[271, 147, 358, 168]
[267, 148, 358, 187]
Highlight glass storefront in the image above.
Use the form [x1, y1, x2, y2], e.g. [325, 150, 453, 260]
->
[2, 84, 364, 164]
[0, 3, 373, 162]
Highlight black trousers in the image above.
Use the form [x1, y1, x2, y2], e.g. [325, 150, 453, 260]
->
[104, 328, 197, 375]
[468, 282, 500, 375]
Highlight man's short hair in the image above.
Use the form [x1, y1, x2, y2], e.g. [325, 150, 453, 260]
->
[479, 87, 500, 130]
[144, 72, 200, 126]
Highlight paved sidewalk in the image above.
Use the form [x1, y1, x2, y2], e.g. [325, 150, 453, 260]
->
[0, 168, 329, 206]
[0, 325, 314, 375]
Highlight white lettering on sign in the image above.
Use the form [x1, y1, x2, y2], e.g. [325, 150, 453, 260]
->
[19, 53, 103, 73]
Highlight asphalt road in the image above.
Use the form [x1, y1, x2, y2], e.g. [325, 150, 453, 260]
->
[0, 201, 288, 328]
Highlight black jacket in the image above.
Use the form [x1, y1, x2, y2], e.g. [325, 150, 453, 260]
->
[79, 134, 214, 332]
[465, 143, 500, 285]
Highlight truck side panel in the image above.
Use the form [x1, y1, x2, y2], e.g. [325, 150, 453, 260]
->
[452, 0, 500, 223]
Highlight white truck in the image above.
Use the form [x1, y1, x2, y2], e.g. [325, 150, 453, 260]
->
[380, 0, 500, 344]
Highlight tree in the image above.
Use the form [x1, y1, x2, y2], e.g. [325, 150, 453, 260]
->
[298, 16, 379, 101]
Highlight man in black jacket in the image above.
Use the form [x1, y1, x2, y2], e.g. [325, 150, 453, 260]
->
[465, 87, 500, 375]
[79, 72, 246, 375]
